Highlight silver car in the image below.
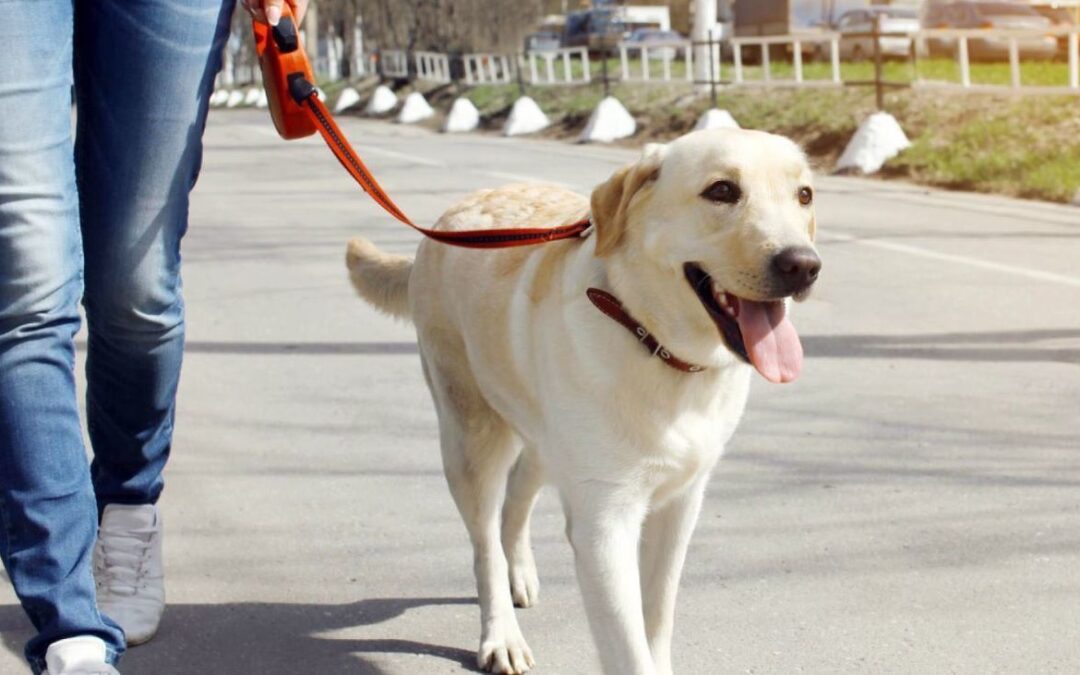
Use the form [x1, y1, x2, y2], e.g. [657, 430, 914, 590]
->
[923, 2, 1058, 61]
[836, 7, 920, 61]
[623, 28, 688, 60]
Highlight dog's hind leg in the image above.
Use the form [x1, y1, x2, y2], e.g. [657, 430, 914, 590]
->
[422, 354, 534, 675]
[501, 445, 544, 608]
[640, 475, 709, 675]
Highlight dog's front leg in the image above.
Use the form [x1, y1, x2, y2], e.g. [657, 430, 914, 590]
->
[640, 475, 709, 675]
[563, 485, 656, 675]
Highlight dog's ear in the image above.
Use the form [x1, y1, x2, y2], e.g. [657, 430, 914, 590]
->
[590, 145, 666, 257]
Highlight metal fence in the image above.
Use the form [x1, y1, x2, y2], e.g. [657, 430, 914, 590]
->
[380, 49, 409, 79]
[916, 25, 1079, 92]
[415, 51, 452, 84]
[728, 34, 842, 87]
[217, 25, 1080, 98]
[463, 54, 516, 85]
[524, 47, 591, 86]
[724, 27, 1078, 95]
[618, 42, 695, 83]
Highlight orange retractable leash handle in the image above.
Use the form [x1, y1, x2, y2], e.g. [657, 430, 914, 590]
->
[253, 6, 590, 249]
[253, 3, 317, 140]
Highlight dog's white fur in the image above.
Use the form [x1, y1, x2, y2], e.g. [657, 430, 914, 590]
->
[346, 129, 818, 674]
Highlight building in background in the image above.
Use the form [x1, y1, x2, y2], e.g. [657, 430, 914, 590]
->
[733, 0, 879, 37]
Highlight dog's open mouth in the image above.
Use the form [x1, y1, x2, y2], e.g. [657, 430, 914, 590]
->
[683, 263, 804, 384]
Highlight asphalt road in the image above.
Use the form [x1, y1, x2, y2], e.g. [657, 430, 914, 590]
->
[2, 109, 1079, 675]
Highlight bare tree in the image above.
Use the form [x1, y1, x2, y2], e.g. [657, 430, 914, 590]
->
[354, 0, 546, 53]
[221, 0, 548, 85]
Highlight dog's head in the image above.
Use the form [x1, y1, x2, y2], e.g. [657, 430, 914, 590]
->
[589, 128, 820, 383]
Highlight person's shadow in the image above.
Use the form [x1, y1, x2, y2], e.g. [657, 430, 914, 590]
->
[0, 595, 478, 674]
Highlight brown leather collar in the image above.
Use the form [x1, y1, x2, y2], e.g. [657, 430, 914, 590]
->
[586, 288, 706, 373]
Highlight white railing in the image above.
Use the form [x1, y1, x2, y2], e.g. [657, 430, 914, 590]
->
[353, 53, 377, 79]
[524, 47, 591, 86]
[359, 28, 1079, 94]
[415, 51, 451, 83]
[463, 53, 516, 85]
[380, 49, 409, 79]
[618, 41, 694, 83]
[916, 26, 1079, 92]
[729, 34, 842, 87]
[723, 27, 1077, 93]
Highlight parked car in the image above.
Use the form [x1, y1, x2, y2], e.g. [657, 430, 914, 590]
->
[524, 31, 561, 53]
[563, 8, 628, 55]
[836, 7, 920, 60]
[923, 2, 1058, 61]
[623, 28, 687, 59]
[1031, 4, 1076, 53]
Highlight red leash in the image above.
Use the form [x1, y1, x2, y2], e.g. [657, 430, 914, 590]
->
[253, 6, 591, 249]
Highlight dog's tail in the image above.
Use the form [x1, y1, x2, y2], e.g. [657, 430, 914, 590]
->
[345, 238, 413, 321]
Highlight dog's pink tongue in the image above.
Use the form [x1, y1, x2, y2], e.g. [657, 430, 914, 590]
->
[735, 299, 803, 383]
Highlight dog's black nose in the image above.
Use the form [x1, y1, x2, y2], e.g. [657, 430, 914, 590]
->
[772, 247, 821, 294]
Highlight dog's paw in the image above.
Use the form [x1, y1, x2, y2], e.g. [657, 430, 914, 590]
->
[478, 622, 535, 674]
[508, 553, 540, 608]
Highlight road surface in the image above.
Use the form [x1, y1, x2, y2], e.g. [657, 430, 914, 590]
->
[2, 109, 1078, 674]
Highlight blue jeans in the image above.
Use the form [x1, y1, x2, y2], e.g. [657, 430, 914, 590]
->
[0, 0, 232, 671]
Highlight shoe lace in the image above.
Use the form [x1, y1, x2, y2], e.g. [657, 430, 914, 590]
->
[94, 524, 156, 597]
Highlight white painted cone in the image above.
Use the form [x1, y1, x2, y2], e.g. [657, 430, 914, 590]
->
[243, 87, 261, 106]
[693, 108, 740, 131]
[443, 97, 480, 133]
[503, 96, 549, 137]
[255, 89, 268, 109]
[334, 87, 362, 113]
[365, 85, 398, 115]
[579, 96, 636, 143]
[836, 111, 911, 175]
[225, 90, 245, 108]
[397, 92, 434, 124]
[209, 90, 230, 108]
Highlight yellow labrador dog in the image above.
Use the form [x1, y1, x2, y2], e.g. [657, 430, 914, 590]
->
[345, 128, 820, 675]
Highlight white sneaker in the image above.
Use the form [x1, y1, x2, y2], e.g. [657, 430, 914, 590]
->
[93, 504, 165, 646]
[43, 636, 120, 675]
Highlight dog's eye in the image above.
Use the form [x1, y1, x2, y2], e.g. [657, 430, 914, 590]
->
[702, 180, 741, 204]
[798, 186, 813, 206]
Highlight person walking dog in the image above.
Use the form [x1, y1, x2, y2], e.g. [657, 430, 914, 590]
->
[0, 1, 304, 673]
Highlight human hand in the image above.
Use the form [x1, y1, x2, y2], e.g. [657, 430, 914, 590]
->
[242, 0, 309, 27]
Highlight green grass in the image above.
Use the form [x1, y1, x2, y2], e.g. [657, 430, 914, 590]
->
[736, 57, 1075, 88]
[887, 93, 1080, 202]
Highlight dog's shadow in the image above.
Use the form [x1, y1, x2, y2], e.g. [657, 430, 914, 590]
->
[0, 595, 478, 674]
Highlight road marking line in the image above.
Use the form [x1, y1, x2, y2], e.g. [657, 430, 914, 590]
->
[339, 146, 575, 188]
[360, 146, 446, 167]
[480, 170, 573, 188]
[824, 232, 1080, 288]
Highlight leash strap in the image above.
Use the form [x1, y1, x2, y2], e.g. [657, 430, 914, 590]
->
[290, 78, 591, 249]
